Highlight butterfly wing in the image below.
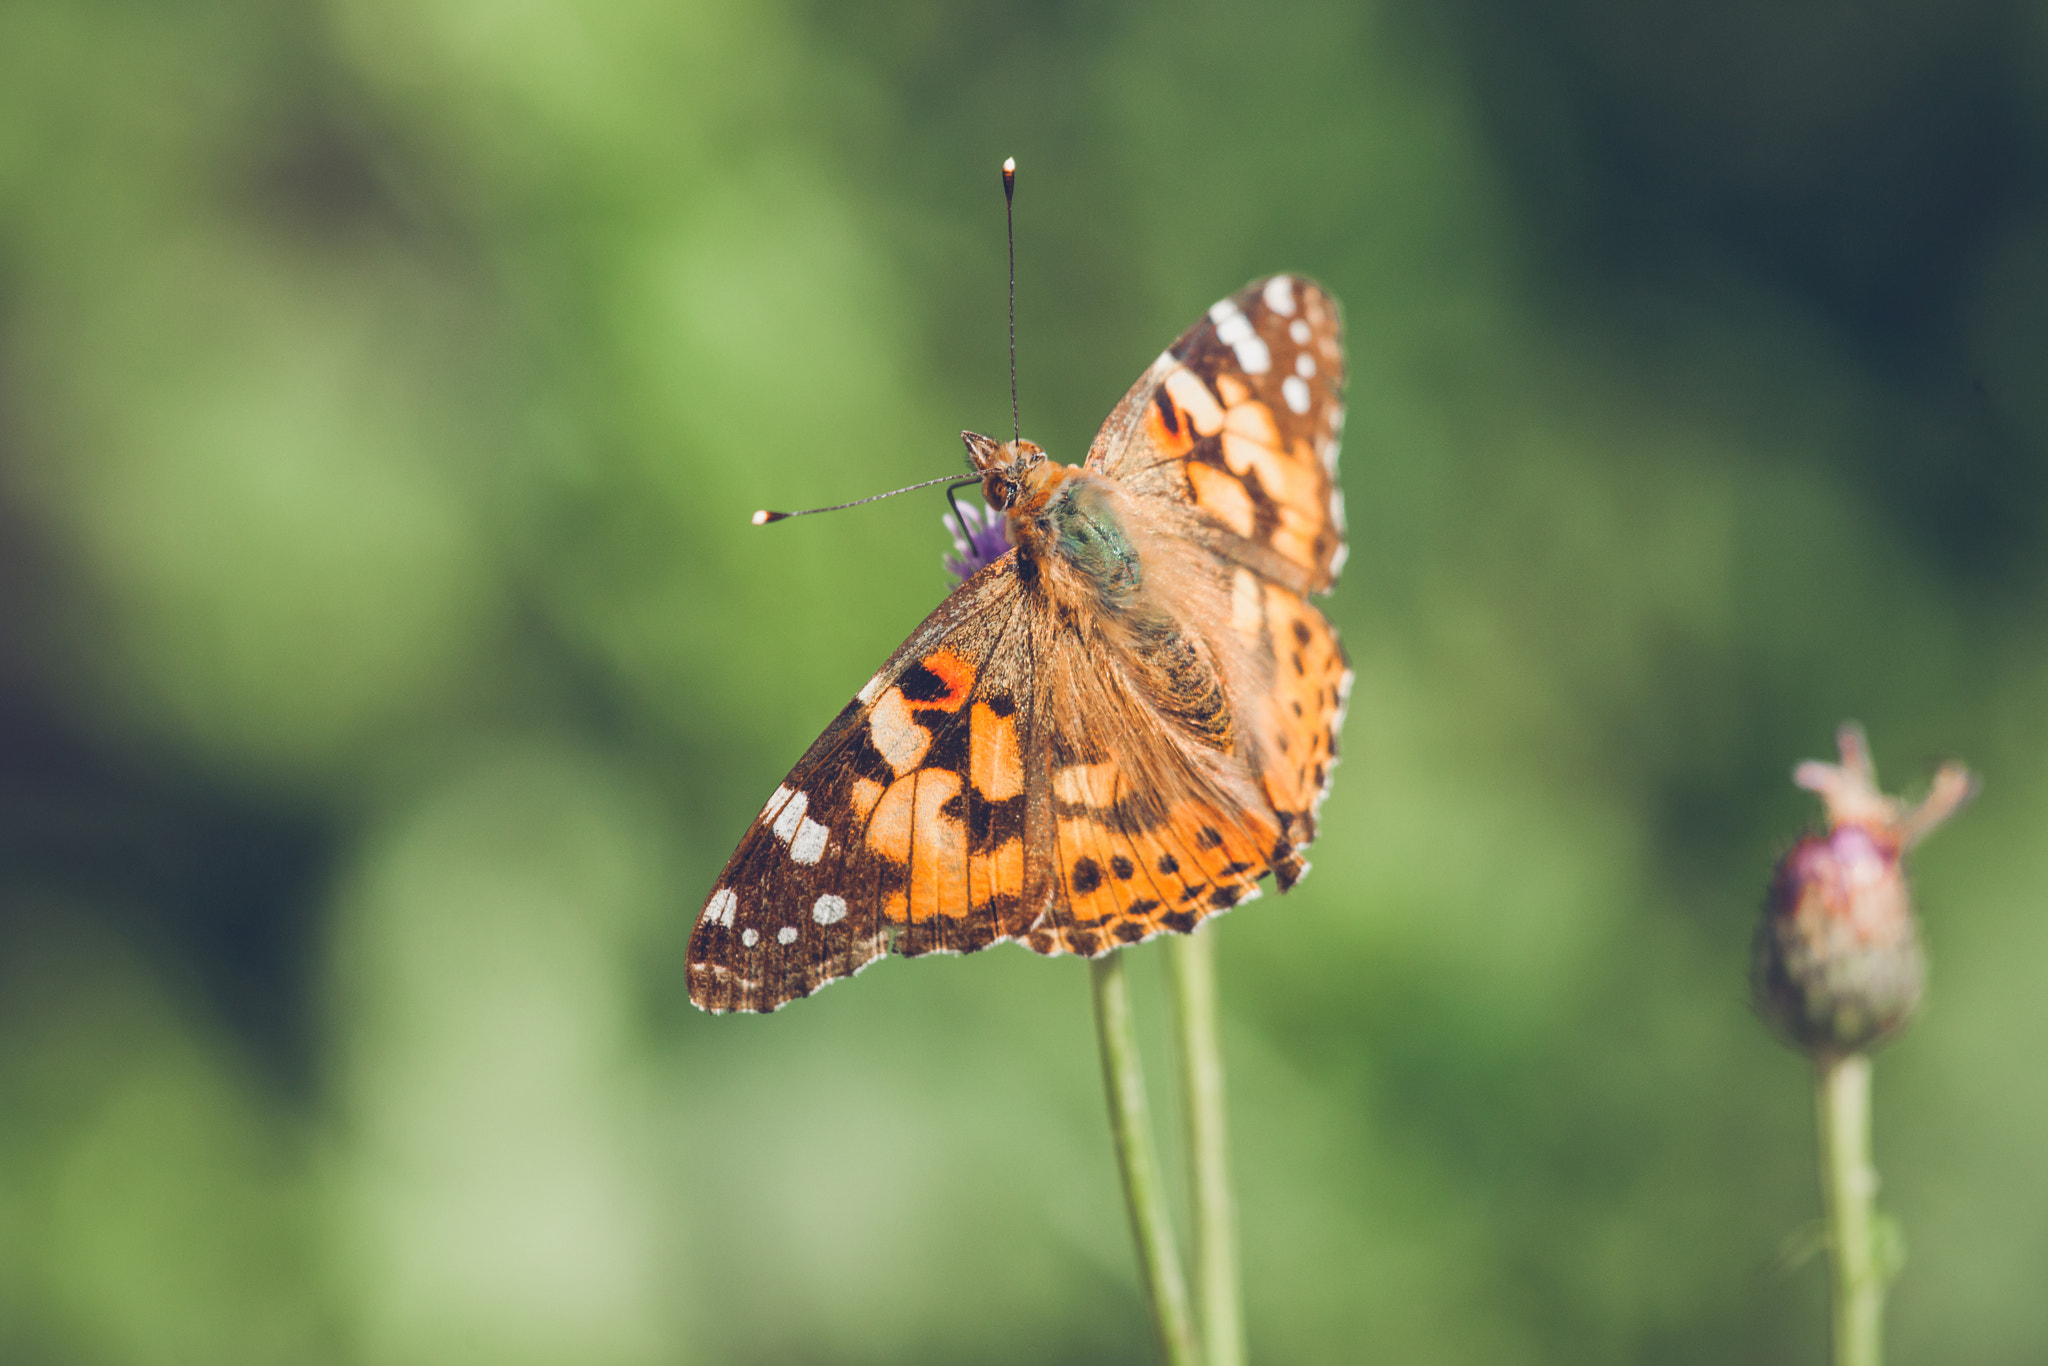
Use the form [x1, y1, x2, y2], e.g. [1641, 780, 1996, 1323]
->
[1087, 274, 1347, 595]
[689, 555, 1030, 1013]
[1088, 275, 1353, 859]
[689, 554, 1299, 1013]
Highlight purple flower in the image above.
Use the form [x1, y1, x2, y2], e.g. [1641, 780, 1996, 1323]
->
[942, 498, 1011, 581]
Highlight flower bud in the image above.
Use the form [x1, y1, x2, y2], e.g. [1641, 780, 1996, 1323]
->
[1751, 724, 1975, 1056]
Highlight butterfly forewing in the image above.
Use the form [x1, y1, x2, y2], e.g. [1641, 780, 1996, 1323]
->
[689, 560, 1032, 1012]
[1087, 275, 1347, 596]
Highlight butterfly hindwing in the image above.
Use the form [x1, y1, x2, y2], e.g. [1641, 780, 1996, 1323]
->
[1228, 569, 1352, 852]
[1086, 275, 1352, 858]
[1021, 609, 1295, 957]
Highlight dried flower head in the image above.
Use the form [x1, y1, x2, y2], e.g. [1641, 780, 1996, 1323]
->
[1751, 723, 1976, 1056]
[942, 497, 1011, 581]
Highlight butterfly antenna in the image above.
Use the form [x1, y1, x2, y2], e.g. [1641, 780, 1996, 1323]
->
[752, 474, 976, 525]
[1003, 156, 1019, 444]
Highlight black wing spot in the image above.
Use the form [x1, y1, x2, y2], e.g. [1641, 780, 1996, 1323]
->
[1292, 619, 1313, 646]
[982, 693, 1017, 718]
[1153, 388, 1181, 434]
[1113, 920, 1147, 944]
[1072, 857, 1103, 894]
[1221, 861, 1253, 877]
[898, 662, 951, 703]
[925, 716, 970, 773]
[1069, 927, 1102, 956]
[1291, 652, 1305, 676]
[970, 794, 1026, 851]
[1196, 827, 1223, 849]
[1209, 886, 1241, 909]
[1111, 855, 1135, 880]
[1126, 898, 1161, 916]
[1157, 853, 1180, 875]
[1162, 909, 1198, 932]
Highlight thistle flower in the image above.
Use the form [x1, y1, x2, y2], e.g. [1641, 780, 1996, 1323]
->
[1751, 723, 1976, 1056]
[943, 497, 1011, 581]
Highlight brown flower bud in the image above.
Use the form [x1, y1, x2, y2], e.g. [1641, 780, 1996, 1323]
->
[1751, 724, 1975, 1056]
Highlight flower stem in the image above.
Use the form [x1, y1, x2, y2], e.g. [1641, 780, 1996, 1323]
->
[1816, 1052, 1883, 1366]
[1166, 930, 1245, 1366]
[1091, 950, 1202, 1366]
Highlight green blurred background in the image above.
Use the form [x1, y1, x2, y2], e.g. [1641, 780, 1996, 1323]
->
[2, 0, 2043, 1361]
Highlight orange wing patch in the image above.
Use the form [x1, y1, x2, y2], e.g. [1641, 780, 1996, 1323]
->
[912, 648, 976, 711]
[866, 768, 971, 923]
[1250, 581, 1351, 846]
[1186, 461, 1257, 537]
[1032, 760, 1284, 957]
[970, 701, 1023, 800]
[1200, 387, 1335, 576]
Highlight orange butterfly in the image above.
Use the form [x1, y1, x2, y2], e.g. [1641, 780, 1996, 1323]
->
[691, 276, 1351, 1012]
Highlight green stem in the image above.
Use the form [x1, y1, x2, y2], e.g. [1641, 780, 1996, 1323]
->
[1816, 1052, 1883, 1366]
[1166, 929, 1244, 1366]
[1091, 950, 1202, 1366]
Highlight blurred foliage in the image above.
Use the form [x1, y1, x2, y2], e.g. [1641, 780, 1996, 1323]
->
[2, 0, 2045, 1362]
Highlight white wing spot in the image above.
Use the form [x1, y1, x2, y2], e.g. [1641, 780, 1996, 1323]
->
[741, 927, 759, 948]
[857, 673, 885, 705]
[813, 894, 848, 925]
[762, 785, 795, 822]
[1289, 318, 1312, 344]
[790, 816, 830, 865]
[869, 688, 932, 774]
[772, 789, 809, 843]
[703, 888, 738, 925]
[1209, 297, 1270, 372]
[1283, 375, 1312, 414]
[1296, 352, 1317, 378]
[777, 925, 799, 945]
[1263, 276, 1298, 315]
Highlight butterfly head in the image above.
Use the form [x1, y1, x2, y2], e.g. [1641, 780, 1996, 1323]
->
[961, 430, 1055, 514]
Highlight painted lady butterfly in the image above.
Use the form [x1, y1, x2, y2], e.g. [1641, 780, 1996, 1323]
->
[692, 275, 1351, 1012]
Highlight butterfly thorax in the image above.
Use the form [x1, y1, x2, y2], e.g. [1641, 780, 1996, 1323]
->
[963, 428, 1233, 756]
[963, 430, 1143, 613]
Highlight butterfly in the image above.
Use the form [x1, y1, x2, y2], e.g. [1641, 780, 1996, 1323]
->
[691, 275, 1350, 1012]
